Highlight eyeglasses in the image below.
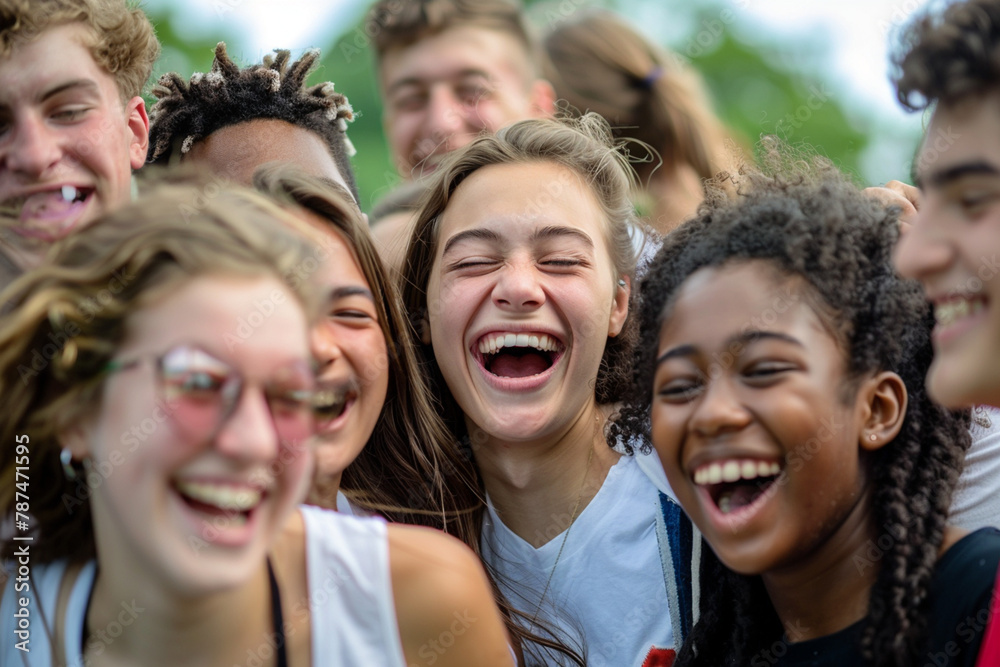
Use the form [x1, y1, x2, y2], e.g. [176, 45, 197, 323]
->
[105, 345, 317, 447]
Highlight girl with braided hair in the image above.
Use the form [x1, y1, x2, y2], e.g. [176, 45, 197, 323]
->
[147, 42, 359, 201]
[611, 154, 1000, 667]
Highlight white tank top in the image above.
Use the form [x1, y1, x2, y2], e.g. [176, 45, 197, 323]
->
[0, 505, 406, 666]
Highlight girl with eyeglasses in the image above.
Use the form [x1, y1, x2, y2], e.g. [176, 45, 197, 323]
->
[0, 175, 514, 667]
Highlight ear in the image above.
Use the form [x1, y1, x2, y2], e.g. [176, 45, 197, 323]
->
[419, 313, 432, 345]
[530, 79, 557, 118]
[125, 96, 150, 169]
[607, 276, 630, 338]
[857, 371, 908, 451]
[58, 422, 93, 461]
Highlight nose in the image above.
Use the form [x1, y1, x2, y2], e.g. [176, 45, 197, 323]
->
[893, 204, 954, 282]
[492, 260, 546, 312]
[689, 374, 751, 438]
[422, 87, 467, 150]
[2, 114, 62, 177]
[310, 323, 342, 372]
[214, 385, 281, 462]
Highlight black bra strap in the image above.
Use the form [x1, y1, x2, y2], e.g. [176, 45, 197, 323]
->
[267, 558, 289, 667]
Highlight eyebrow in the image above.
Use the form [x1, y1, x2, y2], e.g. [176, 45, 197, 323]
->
[0, 78, 100, 110]
[386, 69, 493, 97]
[327, 286, 374, 301]
[530, 225, 594, 248]
[441, 228, 502, 256]
[655, 330, 804, 366]
[915, 161, 1000, 190]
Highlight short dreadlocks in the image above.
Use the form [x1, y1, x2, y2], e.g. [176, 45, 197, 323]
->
[147, 42, 359, 202]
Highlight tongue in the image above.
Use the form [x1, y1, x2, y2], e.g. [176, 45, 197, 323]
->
[20, 191, 82, 222]
[728, 483, 762, 510]
[490, 350, 550, 378]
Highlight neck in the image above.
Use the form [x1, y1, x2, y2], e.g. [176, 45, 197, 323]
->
[307, 471, 343, 511]
[85, 561, 273, 666]
[761, 492, 877, 642]
[474, 401, 621, 547]
[648, 164, 706, 235]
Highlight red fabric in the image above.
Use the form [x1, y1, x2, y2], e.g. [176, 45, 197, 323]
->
[642, 647, 676, 667]
[977, 563, 1000, 667]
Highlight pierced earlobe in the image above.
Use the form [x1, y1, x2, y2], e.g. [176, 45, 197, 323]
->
[617, 279, 626, 288]
[869, 433, 877, 442]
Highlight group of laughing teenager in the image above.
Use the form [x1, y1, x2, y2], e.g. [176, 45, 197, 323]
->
[1, 0, 1000, 666]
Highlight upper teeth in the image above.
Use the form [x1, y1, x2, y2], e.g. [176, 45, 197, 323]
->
[694, 460, 780, 485]
[61, 186, 80, 202]
[935, 297, 985, 328]
[478, 332, 559, 355]
[176, 481, 261, 511]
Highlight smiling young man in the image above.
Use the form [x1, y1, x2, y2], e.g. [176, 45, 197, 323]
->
[367, 0, 555, 181]
[0, 0, 158, 276]
[892, 4, 1000, 663]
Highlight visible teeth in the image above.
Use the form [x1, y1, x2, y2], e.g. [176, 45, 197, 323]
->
[936, 296, 987, 328]
[176, 481, 261, 511]
[694, 459, 782, 486]
[61, 185, 78, 202]
[477, 332, 561, 354]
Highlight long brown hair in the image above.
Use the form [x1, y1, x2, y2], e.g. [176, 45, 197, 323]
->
[544, 11, 741, 189]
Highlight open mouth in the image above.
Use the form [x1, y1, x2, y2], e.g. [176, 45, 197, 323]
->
[694, 459, 782, 515]
[935, 294, 987, 329]
[475, 332, 565, 379]
[174, 480, 264, 527]
[4, 185, 95, 240]
[312, 381, 357, 430]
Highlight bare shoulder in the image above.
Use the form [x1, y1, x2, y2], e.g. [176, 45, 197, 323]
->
[387, 525, 514, 667]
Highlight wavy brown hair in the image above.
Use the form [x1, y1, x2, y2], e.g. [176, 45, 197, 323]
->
[0, 0, 159, 100]
[0, 171, 319, 565]
[893, 0, 1000, 110]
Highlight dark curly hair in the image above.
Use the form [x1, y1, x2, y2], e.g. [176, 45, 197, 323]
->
[893, 0, 1000, 110]
[147, 42, 359, 202]
[609, 152, 971, 667]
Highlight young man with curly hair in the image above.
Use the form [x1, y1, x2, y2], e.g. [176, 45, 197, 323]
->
[0, 0, 158, 274]
[891, 2, 1000, 664]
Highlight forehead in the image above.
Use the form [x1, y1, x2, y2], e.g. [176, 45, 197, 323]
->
[917, 92, 1000, 184]
[659, 263, 823, 344]
[124, 274, 310, 365]
[187, 120, 352, 197]
[296, 213, 371, 290]
[437, 160, 607, 248]
[379, 25, 532, 91]
[0, 23, 120, 107]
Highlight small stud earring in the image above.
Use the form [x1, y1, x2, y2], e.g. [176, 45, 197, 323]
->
[60, 448, 77, 480]
[869, 433, 878, 442]
[617, 279, 626, 288]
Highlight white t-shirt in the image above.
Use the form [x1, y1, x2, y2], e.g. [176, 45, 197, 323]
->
[0, 506, 406, 667]
[481, 454, 675, 667]
[950, 405, 1000, 531]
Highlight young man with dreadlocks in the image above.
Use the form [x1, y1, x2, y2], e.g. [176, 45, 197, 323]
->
[147, 43, 359, 203]
[892, 1, 1000, 664]
[0, 0, 158, 278]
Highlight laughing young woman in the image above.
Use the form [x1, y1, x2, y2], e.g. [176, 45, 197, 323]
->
[401, 114, 696, 666]
[0, 177, 514, 667]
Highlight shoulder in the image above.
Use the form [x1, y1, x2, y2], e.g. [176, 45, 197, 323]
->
[926, 528, 1000, 663]
[387, 524, 489, 614]
[387, 525, 514, 667]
